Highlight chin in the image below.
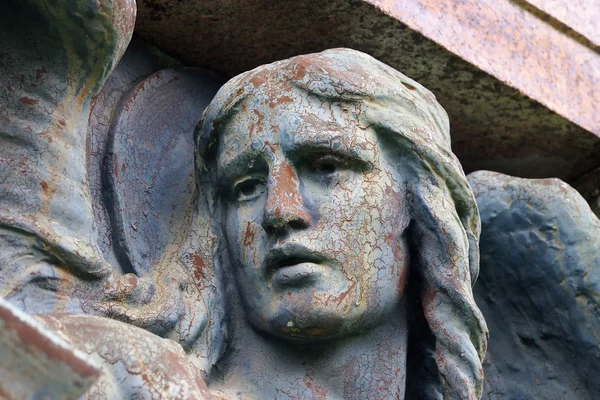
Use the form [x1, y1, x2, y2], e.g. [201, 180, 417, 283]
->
[247, 297, 369, 344]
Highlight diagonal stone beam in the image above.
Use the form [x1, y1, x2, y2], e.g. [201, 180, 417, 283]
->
[134, 0, 600, 184]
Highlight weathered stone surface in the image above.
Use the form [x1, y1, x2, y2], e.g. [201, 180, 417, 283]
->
[366, 0, 600, 136]
[36, 314, 213, 399]
[3, 1, 598, 398]
[469, 171, 600, 400]
[93, 61, 226, 374]
[524, 0, 599, 48]
[106, 67, 222, 277]
[0, 0, 225, 393]
[88, 37, 185, 271]
[0, 0, 135, 313]
[198, 48, 487, 399]
[0, 298, 100, 400]
[135, 0, 600, 184]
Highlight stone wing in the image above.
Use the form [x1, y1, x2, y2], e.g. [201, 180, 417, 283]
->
[469, 170, 600, 400]
[90, 63, 226, 375]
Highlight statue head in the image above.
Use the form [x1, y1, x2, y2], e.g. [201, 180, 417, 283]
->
[196, 48, 487, 398]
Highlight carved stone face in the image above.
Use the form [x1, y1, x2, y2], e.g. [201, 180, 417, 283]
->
[216, 90, 411, 342]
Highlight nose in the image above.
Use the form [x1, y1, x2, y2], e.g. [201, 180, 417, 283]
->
[262, 162, 312, 234]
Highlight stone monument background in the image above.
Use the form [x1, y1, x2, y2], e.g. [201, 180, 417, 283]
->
[1, 0, 599, 399]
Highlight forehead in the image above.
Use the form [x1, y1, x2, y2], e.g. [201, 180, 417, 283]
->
[216, 90, 374, 169]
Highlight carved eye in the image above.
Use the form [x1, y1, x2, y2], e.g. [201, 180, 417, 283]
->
[234, 178, 265, 201]
[311, 155, 345, 175]
[314, 160, 337, 174]
[28, 276, 61, 292]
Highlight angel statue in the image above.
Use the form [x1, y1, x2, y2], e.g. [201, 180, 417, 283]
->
[0, 1, 488, 398]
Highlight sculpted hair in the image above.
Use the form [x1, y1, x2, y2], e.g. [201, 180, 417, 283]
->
[196, 48, 488, 399]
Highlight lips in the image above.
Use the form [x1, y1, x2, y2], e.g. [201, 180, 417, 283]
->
[264, 243, 327, 275]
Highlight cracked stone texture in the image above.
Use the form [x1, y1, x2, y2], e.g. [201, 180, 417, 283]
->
[469, 171, 600, 400]
[36, 313, 213, 399]
[0, 298, 100, 400]
[198, 48, 487, 399]
[0, 1, 224, 396]
[88, 53, 227, 376]
[0, 0, 136, 309]
[134, 0, 600, 187]
[87, 37, 186, 272]
[2, 1, 598, 398]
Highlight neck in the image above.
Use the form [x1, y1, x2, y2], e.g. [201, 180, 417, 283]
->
[210, 297, 408, 400]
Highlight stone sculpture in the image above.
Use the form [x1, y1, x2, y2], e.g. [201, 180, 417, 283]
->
[197, 48, 488, 399]
[1, 1, 222, 397]
[7, 1, 598, 399]
[469, 171, 600, 400]
[0, 1, 489, 397]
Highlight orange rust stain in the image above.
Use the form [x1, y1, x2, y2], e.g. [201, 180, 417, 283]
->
[302, 327, 333, 337]
[421, 288, 440, 327]
[290, 58, 308, 81]
[73, 85, 90, 114]
[397, 262, 409, 297]
[38, 131, 52, 143]
[266, 162, 304, 220]
[261, 140, 279, 153]
[334, 279, 356, 306]
[124, 80, 149, 111]
[20, 97, 38, 105]
[39, 179, 57, 204]
[114, 154, 119, 178]
[54, 266, 73, 312]
[269, 95, 294, 108]
[243, 221, 255, 248]
[191, 253, 206, 268]
[127, 274, 137, 285]
[248, 109, 264, 138]
[249, 73, 268, 88]
[384, 229, 409, 296]
[190, 253, 206, 281]
[304, 378, 327, 399]
[124, 98, 134, 112]
[231, 87, 246, 108]
[290, 53, 367, 91]
[121, 163, 126, 173]
[35, 66, 48, 80]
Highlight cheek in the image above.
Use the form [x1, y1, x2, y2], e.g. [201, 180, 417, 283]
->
[226, 207, 264, 269]
[390, 236, 410, 298]
[380, 183, 410, 265]
[325, 174, 408, 300]
[323, 174, 405, 257]
[315, 183, 371, 268]
[379, 186, 410, 299]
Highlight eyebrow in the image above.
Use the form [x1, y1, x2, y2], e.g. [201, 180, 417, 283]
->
[287, 141, 360, 160]
[216, 122, 375, 183]
[286, 132, 374, 162]
[216, 143, 269, 185]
